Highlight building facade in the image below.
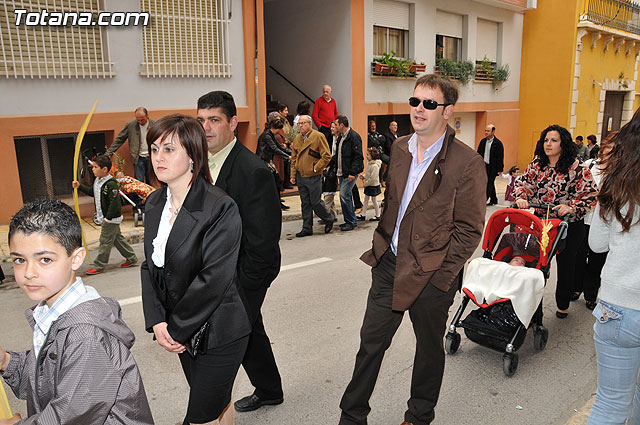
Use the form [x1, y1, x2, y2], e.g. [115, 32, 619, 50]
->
[518, 0, 640, 168]
[0, 0, 268, 223]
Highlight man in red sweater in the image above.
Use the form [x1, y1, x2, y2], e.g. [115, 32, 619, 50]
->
[313, 84, 338, 145]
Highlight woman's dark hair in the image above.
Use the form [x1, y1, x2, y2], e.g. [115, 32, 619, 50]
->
[533, 124, 577, 174]
[269, 117, 284, 130]
[598, 108, 640, 231]
[587, 134, 597, 143]
[296, 100, 312, 116]
[146, 114, 212, 186]
[368, 147, 381, 160]
[276, 103, 288, 113]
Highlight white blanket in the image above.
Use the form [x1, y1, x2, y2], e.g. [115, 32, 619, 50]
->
[462, 258, 545, 326]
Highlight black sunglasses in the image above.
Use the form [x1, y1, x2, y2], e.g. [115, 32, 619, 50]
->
[409, 97, 452, 110]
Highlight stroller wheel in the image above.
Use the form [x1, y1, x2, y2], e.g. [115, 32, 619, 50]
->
[533, 327, 549, 351]
[503, 352, 519, 377]
[134, 212, 139, 227]
[445, 332, 461, 355]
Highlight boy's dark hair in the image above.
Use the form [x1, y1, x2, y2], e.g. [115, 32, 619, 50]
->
[368, 147, 381, 160]
[576, 135, 583, 141]
[9, 199, 82, 255]
[94, 154, 111, 170]
[337, 115, 349, 127]
[197, 91, 237, 121]
[509, 165, 519, 174]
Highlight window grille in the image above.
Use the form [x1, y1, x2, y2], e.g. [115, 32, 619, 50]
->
[140, 0, 232, 78]
[0, 0, 113, 78]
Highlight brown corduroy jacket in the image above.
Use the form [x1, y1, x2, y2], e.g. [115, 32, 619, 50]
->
[361, 126, 487, 311]
[290, 129, 332, 178]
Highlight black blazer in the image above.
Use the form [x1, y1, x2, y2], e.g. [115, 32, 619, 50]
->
[141, 175, 251, 348]
[329, 128, 364, 178]
[215, 141, 282, 291]
[477, 136, 504, 176]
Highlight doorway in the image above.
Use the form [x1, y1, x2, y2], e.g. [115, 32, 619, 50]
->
[601, 91, 625, 141]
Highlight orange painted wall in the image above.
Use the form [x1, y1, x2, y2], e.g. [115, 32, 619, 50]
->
[518, 1, 580, 169]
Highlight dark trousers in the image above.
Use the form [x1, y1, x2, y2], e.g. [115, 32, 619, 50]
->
[179, 335, 248, 424]
[339, 250, 457, 425]
[319, 125, 332, 147]
[241, 286, 283, 400]
[352, 184, 363, 209]
[297, 173, 334, 232]
[555, 220, 586, 310]
[573, 224, 607, 302]
[485, 163, 497, 204]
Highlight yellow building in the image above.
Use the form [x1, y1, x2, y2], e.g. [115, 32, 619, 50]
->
[519, 0, 640, 167]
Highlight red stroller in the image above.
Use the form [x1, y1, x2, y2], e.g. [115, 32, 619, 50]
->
[445, 206, 569, 376]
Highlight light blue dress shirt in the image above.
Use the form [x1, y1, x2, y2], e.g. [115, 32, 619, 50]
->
[391, 130, 446, 255]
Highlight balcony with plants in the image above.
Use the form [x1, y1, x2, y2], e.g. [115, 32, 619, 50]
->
[371, 51, 427, 78]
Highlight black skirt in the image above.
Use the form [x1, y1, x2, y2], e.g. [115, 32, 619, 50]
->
[364, 185, 381, 196]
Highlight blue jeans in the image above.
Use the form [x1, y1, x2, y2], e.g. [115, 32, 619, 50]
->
[587, 301, 640, 425]
[134, 156, 150, 183]
[340, 176, 357, 226]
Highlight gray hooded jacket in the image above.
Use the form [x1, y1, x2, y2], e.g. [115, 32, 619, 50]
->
[2, 287, 154, 424]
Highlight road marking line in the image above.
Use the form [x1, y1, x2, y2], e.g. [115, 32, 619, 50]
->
[280, 257, 332, 271]
[117, 257, 332, 306]
[119, 296, 142, 306]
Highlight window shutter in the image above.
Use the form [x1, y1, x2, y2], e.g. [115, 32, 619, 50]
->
[435, 10, 463, 38]
[477, 19, 498, 62]
[373, 0, 409, 30]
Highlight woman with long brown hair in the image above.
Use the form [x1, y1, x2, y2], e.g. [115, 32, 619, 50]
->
[587, 109, 640, 425]
[514, 124, 598, 318]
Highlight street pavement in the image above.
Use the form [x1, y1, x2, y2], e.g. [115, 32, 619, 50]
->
[0, 182, 597, 425]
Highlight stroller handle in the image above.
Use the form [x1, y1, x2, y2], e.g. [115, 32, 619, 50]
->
[510, 202, 572, 222]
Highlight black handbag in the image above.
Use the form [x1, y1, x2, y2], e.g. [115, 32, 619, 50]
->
[185, 321, 210, 358]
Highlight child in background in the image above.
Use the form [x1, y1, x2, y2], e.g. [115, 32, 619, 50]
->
[0, 199, 153, 424]
[357, 148, 382, 222]
[502, 166, 519, 203]
[72, 154, 138, 275]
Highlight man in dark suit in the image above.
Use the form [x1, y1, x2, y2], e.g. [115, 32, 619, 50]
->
[476, 124, 504, 206]
[106, 107, 155, 184]
[382, 121, 400, 182]
[339, 75, 486, 425]
[197, 91, 284, 413]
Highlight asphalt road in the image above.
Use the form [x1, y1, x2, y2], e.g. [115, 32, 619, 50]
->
[0, 207, 597, 424]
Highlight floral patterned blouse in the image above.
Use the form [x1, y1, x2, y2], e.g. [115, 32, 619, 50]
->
[514, 157, 597, 221]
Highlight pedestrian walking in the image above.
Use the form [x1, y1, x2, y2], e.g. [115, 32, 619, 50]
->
[141, 114, 251, 425]
[257, 117, 292, 211]
[290, 115, 335, 237]
[331, 115, 364, 231]
[514, 125, 598, 319]
[197, 91, 285, 415]
[357, 147, 382, 222]
[339, 74, 486, 425]
[476, 124, 504, 206]
[322, 120, 340, 219]
[587, 107, 640, 425]
[3, 199, 153, 424]
[72, 154, 138, 275]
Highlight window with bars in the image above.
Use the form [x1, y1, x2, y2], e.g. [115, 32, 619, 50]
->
[0, 0, 113, 78]
[140, 0, 231, 78]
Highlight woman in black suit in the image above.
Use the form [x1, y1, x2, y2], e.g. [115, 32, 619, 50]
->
[141, 114, 250, 425]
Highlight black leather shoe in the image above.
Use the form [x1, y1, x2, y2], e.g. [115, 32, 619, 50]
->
[234, 394, 284, 412]
[586, 300, 597, 310]
[280, 202, 290, 210]
[295, 230, 312, 237]
[324, 220, 334, 234]
[556, 311, 569, 319]
[341, 223, 356, 231]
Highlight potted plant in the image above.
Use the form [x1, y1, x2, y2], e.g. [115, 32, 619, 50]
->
[475, 57, 510, 88]
[372, 51, 426, 77]
[435, 58, 475, 85]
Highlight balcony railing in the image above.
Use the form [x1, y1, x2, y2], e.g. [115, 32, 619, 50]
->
[582, 0, 640, 35]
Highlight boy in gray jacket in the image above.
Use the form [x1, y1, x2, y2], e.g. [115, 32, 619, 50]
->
[0, 199, 153, 424]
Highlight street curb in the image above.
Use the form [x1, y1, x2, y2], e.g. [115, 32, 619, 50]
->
[565, 394, 594, 425]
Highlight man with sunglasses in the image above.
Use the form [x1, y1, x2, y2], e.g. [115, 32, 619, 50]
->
[339, 74, 486, 425]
